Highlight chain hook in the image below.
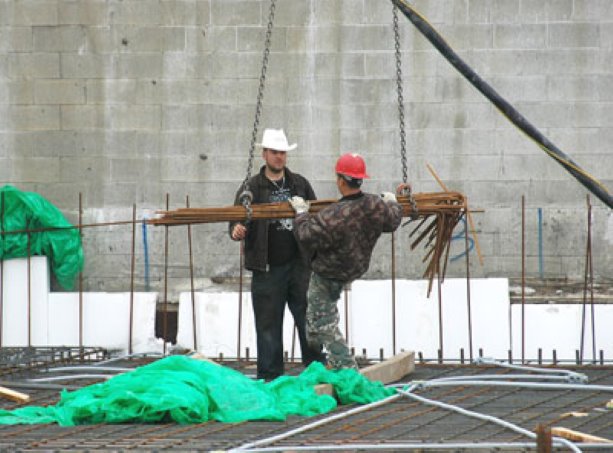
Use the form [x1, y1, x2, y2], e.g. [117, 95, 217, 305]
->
[239, 190, 254, 224]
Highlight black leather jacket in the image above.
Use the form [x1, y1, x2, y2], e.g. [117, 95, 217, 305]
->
[229, 166, 316, 272]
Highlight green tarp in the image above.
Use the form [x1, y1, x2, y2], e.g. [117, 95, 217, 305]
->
[0, 356, 396, 425]
[0, 185, 83, 290]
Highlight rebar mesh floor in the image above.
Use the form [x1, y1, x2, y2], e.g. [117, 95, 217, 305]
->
[0, 354, 612, 452]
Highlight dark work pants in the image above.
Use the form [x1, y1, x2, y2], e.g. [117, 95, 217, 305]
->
[251, 258, 325, 380]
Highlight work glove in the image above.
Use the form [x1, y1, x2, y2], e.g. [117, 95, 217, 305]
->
[289, 196, 310, 214]
[380, 192, 397, 203]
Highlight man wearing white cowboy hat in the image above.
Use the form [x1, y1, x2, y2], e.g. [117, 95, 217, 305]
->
[229, 128, 325, 380]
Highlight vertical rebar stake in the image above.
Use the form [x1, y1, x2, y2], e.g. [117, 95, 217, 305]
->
[163, 193, 169, 356]
[186, 196, 197, 351]
[391, 231, 397, 356]
[536, 423, 552, 453]
[27, 230, 31, 347]
[0, 192, 5, 347]
[129, 203, 136, 355]
[344, 284, 349, 343]
[580, 195, 595, 363]
[521, 195, 526, 364]
[464, 210, 473, 362]
[237, 241, 244, 361]
[436, 215, 444, 362]
[78, 193, 83, 353]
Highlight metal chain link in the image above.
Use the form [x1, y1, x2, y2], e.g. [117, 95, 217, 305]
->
[393, 5, 418, 219]
[393, 5, 407, 185]
[239, 0, 277, 221]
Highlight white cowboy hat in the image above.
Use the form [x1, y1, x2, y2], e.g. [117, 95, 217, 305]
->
[257, 128, 297, 152]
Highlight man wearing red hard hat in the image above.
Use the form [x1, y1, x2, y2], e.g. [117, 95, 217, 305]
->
[289, 152, 407, 370]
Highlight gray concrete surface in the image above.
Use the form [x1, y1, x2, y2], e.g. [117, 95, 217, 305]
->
[0, 0, 611, 295]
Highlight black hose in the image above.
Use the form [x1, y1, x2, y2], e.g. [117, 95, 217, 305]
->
[391, 0, 612, 209]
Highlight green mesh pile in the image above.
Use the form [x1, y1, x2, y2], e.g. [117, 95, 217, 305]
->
[0, 185, 83, 290]
[0, 356, 396, 426]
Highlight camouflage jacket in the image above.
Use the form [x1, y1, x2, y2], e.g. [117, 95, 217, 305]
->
[293, 192, 403, 283]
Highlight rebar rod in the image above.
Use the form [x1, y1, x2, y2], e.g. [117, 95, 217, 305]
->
[163, 194, 169, 356]
[187, 196, 197, 351]
[129, 203, 136, 355]
[78, 193, 84, 353]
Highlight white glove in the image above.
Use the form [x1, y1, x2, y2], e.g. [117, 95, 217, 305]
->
[380, 192, 397, 203]
[289, 196, 310, 214]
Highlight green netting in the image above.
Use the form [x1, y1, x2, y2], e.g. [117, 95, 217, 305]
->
[0, 185, 83, 290]
[0, 356, 396, 426]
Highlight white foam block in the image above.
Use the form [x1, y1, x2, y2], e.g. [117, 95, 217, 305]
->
[349, 278, 510, 359]
[177, 291, 305, 360]
[47, 292, 158, 353]
[510, 304, 613, 361]
[1, 257, 49, 346]
[177, 279, 510, 361]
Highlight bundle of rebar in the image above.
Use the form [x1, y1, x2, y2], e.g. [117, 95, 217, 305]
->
[150, 191, 467, 293]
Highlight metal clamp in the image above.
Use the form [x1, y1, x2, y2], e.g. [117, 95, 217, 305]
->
[239, 190, 254, 224]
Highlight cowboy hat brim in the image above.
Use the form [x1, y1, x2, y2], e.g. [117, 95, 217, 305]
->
[256, 142, 297, 152]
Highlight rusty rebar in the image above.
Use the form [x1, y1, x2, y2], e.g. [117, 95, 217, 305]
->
[237, 241, 244, 361]
[1, 192, 5, 347]
[464, 211, 474, 362]
[129, 203, 136, 355]
[186, 196, 197, 351]
[521, 195, 526, 364]
[78, 193, 83, 352]
[391, 231, 397, 356]
[27, 231, 31, 347]
[163, 194, 169, 356]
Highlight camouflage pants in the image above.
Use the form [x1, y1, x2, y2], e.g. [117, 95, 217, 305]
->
[306, 272, 357, 370]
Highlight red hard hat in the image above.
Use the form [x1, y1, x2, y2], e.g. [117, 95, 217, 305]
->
[335, 153, 370, 179]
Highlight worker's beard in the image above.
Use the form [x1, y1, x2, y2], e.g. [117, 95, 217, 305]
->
[266, 163, 284, 176]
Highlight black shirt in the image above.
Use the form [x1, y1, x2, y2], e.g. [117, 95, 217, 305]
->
[266, 177, 298, 265]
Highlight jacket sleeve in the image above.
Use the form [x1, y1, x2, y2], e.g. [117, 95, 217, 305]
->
[293, 210, 335, 252]
[381, 200, 404, 233]
[304, 178, 317, 201]
[228, 182, 247, 238]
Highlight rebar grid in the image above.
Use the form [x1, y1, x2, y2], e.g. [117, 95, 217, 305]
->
[0, 363, 611, 451]
[0, 347, 109, 379]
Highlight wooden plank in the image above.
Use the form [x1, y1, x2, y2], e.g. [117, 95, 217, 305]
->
[186, 350, 415, 398]
[188, 351, 220, 366]
[0, 385, 30, 403]
[551, 427, 613, 444]
[360, 350, 415, 383]
[315, 351, 415, 397]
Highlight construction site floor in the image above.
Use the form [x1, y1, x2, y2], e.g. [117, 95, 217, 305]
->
[0, 349, 612, 452]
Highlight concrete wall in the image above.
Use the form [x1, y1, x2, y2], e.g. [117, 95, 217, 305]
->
[0, 0, 611, 294]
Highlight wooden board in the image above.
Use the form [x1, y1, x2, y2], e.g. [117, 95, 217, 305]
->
[0, 385, 30, 403]
[551, 427, 612, 444]
[315, 351, 415, 397]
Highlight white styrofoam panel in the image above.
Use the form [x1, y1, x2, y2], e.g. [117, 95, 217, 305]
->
[177, 291, 309, 360]
[47, 292, 158, 353]
[1, 257, 50, 346]
[177, 278, 511, 361]
[510, 304, 613, 361]
[177, 292, 255, 358]
[349, 278, 510, 360]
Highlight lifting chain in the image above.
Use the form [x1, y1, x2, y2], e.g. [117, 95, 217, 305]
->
[393, 5, 418, 219]
[239, 0, 277, 223]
